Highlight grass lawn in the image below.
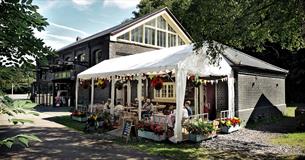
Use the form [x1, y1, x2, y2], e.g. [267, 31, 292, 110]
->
[271, 106, 305, 152]
[46, 115, 85, 132]
[284, 106, 297, 117]
[272, 133, 305, 152]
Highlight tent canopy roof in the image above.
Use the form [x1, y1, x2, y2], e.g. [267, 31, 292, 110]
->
[77, 44, 233, 79]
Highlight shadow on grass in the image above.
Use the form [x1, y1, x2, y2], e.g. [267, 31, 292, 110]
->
[44, 115, 85, 132]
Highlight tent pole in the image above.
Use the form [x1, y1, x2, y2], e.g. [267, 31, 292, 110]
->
[127, 80, 131, 106]
[90, 78, 94, 113]
[145, 78, 148, 97]
[75, 77, 79, 111]
[137, 76, 142, 120]
[110, 77, 115, 115]
[199, 84, 204, 114]
[194, 87, 199, 115]
[172, 66, 187, 143]
[228, 70, 235, 118]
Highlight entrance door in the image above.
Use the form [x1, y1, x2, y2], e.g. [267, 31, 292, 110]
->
[205, 83, 216, 120]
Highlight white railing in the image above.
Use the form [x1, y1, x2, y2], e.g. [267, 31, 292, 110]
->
[220, 110, 229, 120]
[189, 113, 209, 121]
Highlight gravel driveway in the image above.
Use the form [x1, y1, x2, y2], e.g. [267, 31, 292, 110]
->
[201, 128, 304, 156]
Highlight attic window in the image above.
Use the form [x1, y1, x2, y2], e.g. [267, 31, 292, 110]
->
[118, 32, 129, 40]
[168, 24, 175, 33]
[178, 36, 185, 45]
[157, 16, 166, 29]
[146, 19, 155, 27]
[131, 26, 143, 43]
[117, 15, 188, 48]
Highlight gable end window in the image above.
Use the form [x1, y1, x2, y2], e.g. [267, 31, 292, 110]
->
[131, 26, 143, 43]
[117, 15, 187, 48]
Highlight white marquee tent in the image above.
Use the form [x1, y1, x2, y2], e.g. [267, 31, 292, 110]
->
[76, 44, 235, 143]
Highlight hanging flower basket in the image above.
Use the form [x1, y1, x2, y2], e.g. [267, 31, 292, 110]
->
[95, 79, 108, 89]
[151, 76, 163, 90]
[115, 80, 124, 90]
[80, 80, 90, 89]
[191, 75, 202, 88]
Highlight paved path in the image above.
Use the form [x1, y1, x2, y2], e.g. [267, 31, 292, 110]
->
[0, 108, 164, 160]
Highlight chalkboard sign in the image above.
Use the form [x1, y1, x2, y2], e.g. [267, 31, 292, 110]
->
[122, 120, 133, 143]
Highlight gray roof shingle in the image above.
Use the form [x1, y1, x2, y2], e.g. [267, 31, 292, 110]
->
[222, 47, 288, 73]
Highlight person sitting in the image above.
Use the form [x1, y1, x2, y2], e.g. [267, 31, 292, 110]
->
[131, 98, 139, 107]
[103, 99, 112, 113]
[114, 102, 124, 125]
[184, 101, 193, 116]
[141, 99, 153, 118]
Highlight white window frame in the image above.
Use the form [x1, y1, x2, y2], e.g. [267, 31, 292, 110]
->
[154, 82, 176, 102]
[116, 15, 186, 48]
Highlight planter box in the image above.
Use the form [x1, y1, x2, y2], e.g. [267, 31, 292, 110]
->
[71, 115, 87, 122]
[189, 133, 216, 142]
[221, 124, 240, 133]
[138, 130, 166, 141]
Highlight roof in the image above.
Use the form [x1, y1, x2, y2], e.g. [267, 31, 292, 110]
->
[57, 8, 192, 52]
[222, 47, 289, 73]
[77, 44, 232, 79]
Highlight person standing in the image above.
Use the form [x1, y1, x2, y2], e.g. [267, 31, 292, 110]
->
[185, 101, 192, 116]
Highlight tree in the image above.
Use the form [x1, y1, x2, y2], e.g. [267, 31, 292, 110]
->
[133, 0, 305, 57]
[0, 0, 52, 149]
[0, 0, 54, 67]
[0, 96, 41, 149]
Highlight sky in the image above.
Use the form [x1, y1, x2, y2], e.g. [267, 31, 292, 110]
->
[33, 0, 140, 50]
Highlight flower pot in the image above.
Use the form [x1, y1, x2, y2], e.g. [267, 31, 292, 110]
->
[189, 133, 214, 142]
[72, 115, 87, 122]
[221, 124, 240, 133]
[138, 130, 166, 141]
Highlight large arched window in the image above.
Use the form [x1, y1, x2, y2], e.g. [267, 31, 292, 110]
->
[77, 53, 86, 62]
[65, 56, 72, 62]
[94, 49, 102, 64]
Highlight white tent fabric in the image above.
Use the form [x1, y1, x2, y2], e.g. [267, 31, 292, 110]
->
[77, 44, 231, 79]
[76, 43, 234, 143]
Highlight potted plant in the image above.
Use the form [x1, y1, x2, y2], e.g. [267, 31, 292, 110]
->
[137, 121, 166, 141]
[183, 118, 217, 142]
[220, 117, 241, 133]
[71, 111, 87, 122]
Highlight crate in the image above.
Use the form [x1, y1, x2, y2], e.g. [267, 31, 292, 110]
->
[220, 124, 240, 133]
[138, 130, 166, 141]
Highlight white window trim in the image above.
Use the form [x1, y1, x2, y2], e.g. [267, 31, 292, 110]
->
[110, 11, 191, 45]
[154, 82, 176, 102]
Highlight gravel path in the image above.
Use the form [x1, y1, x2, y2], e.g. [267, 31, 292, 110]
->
[0, 110, 165, 160]
[201, 128, 304, 155]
